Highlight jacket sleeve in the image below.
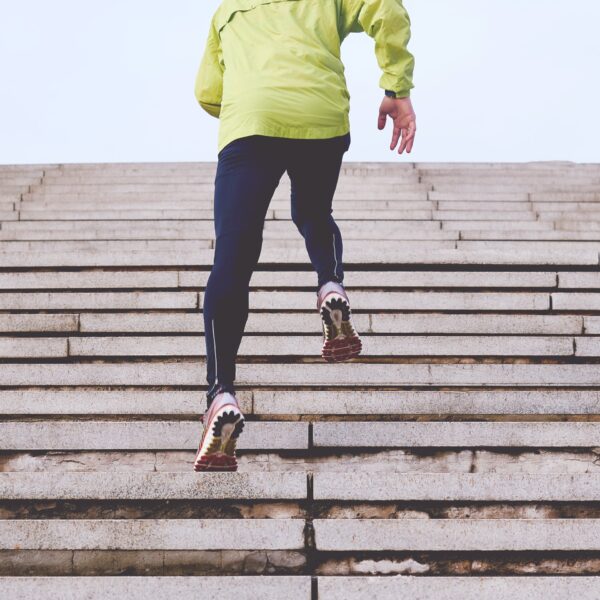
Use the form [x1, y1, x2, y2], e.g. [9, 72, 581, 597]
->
[341, 0, 415, 97]
[194, 18, 224, 118]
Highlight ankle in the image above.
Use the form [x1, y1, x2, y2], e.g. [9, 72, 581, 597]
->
[206, 383, 236, 409]
[317, 280, 347, 303]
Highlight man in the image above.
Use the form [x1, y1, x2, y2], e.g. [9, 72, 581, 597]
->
[193, 0, 416, 472]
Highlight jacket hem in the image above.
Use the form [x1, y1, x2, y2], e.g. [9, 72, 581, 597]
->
[217, 121, 351, 154]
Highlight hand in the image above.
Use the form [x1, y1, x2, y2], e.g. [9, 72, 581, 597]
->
[378, 96, 417, 154]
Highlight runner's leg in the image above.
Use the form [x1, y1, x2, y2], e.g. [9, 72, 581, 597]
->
[203, 136, 286, 408]
[286, 132, 350, 294]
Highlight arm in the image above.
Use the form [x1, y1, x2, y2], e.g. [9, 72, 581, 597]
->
[345, 0, 415, 98]
[194, 19, 224, 118]
[341, 0, 417, 153]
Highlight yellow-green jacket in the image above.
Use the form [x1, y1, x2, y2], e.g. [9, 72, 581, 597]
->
[195, 0, 415, 153]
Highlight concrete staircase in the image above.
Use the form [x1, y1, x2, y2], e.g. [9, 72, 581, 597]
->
[1, 161, 600, 598]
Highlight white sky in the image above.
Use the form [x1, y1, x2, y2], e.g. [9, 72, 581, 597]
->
[1, 0, 599, 165]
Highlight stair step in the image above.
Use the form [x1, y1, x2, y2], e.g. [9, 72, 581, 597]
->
[314, 518, 600, 551]
[443, 220, 553, 230]
[458, 241, 600, 253]
[0, 389, 251, 415]
[17, 199, 433, 210]
[2, 421, 598, 451]
[0, 228, 458, 241]
[0, 421, 308, 451]
[313, 473, 600, 501]
[3, 389, 597, 416]
[4, 362, 600, 386]
[0, 519, 305, 550]
[23, 190, 427, 202]
[4, 518, 600, 552]
[0, 239, 457, 252]
[0, 290, 556, 310]
[1, 248, 595, 267]
[462, 230, 600, 240]
[312, 422, 600, 448]
[319, 576, 600, 600]
[0, 472, 306, 500]
[2, 313, 582, 335]
[79, 313, 580, 335]
[1, 334, 577, 358]
[0, 269, 559, 289]
[2, 218, 440, 230]
[0, 577, 312, 600]
[252, 389, 600, 416]
[2, 576, 600, 600]
[3, 472, 599, 501]
[3, 447, 596, 474]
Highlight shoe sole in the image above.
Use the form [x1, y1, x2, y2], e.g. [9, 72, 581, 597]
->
[194, 405, 245, 472]
[320, 292, 362, 363]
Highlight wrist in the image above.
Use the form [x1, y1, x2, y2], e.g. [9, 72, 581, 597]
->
[384, 89, 410, 99]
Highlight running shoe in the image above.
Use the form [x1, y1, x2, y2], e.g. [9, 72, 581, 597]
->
[317, 280, 362, 362]
[194, 391, 245, 472]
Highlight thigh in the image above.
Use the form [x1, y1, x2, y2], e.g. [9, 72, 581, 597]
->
[214, 136, 287, 239]
[287, 133, 351, 218]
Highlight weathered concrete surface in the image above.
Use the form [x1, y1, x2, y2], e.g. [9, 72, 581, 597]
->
[0, 289, 560, 310]
[0, 550, 307, 576]
[318, 576, 600, 600]
[0, 421, 308, 451]
[553, 293, 600, 310]
[253, 389, 600, 415]
[0, 314, 78, 332]
[1, 576, 311, 600]
[7, 471, 598, 503]
[313, 421, 600, 448]
[314, 519, 600, 551]
[0, 248, 596, 267]
[65, 334, 576, 357]
[76, 313, 580, 335]
[77, 311, 369, 334]
[0, 519, 306, 550]
[13, 268, 560, 290]
[0, 337, 67, 358]
[244, 290, 552, 310]
[313, 473, 600, 501]
[464, 230, 600, 240]
[0, 389, 252, 415]
[7, 362, 600, 386]
[1, 421, 598, 452]
[4, 448, 599, 475]
[0, 291, 197, 310]
[0, 472, 307, 500]
[9, 266, 560, 291]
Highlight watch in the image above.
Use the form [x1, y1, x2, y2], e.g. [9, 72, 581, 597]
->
[384, 90, 397, 98]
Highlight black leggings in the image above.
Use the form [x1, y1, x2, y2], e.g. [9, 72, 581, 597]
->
[203, 132, 351, 407]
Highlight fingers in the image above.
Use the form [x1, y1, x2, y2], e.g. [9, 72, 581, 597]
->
[390, 125, 402, 151]
[382, 109, 417, 153]
[405, 130, 415, 153]
[398, 121, 416, 154]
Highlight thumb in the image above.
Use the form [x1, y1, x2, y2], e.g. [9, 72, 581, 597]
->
[378, 109, 387, 130]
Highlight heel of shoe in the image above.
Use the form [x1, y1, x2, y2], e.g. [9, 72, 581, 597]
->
[194, 453, 238, 472]
[320, 293, 362, 362]
[322, 333, 362, 362]
[194, 406, 245, 472]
